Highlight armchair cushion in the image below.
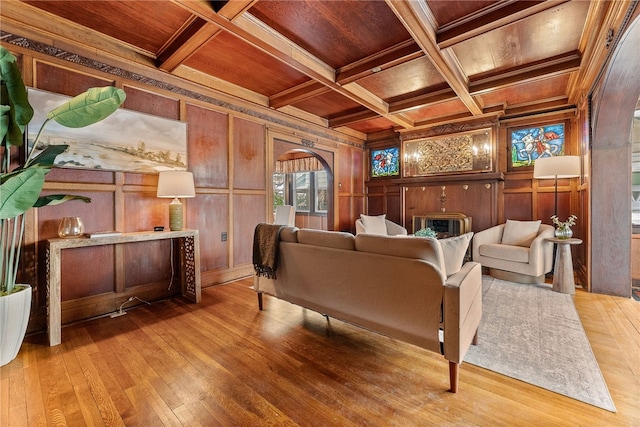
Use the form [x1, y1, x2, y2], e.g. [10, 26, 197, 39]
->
[438, 232, 474, 277]
[501, 219, 541, 247]
[360, 214, 388, 235]
[478, 243, 530, 263]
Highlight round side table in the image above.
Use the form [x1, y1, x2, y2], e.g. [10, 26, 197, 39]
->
[546, 237, 582, 294]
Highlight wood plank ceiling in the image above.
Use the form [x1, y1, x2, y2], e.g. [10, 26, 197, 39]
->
[1, 0, 615, 140]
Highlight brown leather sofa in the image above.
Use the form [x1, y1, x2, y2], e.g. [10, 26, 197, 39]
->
[253, 227, 482, 393]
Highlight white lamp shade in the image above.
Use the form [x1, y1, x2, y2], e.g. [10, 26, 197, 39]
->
[533, 155, 581, 179]
[157, 171, 196, 198]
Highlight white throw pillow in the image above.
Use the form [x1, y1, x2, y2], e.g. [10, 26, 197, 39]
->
[501, 219, 541, 247]
[438, 232, 474, 277]
[360, 214, 387, 235]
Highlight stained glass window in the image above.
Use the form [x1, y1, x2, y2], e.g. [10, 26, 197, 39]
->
[371, 147, 400, 178]
[510, 123, 566, 168]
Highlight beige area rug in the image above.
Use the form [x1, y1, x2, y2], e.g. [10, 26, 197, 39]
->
[464, 276, 616, 412]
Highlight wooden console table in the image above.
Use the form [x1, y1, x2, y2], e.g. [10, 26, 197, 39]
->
[46, 229, 201, 346]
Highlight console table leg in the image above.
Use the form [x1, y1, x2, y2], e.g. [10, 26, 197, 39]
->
[47, 246, 62, 346]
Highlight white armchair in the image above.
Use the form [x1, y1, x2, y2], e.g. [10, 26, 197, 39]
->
[355, 214, 407, 236]
[472, 220, 554, 284]
[274, 205, 296, 226]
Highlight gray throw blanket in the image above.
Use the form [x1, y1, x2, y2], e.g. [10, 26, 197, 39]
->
[253, 223, 284, 279]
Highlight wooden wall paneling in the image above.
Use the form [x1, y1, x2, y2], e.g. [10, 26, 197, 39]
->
[189, 193, 230, 273]
[186, 103, 229, 188]
[122, 85, 180, 120]
[123, 192, 166, 233]
[45, 168, 115, 185]
[404, 186, 442, 229]
[455, 182, 496, 232]
[59, 246, 115, 300]
[338, 196, 353, 232]
[34, 60, 114, 96]
[338, 146, 353, 194]
[366, 195, 385, 216]
[352, 148, 364, 196]
[36, 190, 116, 304]
[384, 185, 403, 226]
[504, 192, 533, 221]
[124, 240, 173, 288]
[233, 194, 266, 266]
[233, 117, 266, 190]
[337, 146, 354, 232]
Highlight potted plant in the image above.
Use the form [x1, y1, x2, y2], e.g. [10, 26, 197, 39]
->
[0, 46, 126, 366]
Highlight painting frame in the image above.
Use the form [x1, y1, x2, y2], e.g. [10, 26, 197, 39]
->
[26, 87, 188, 174]
[370, 146, 400, 178]
[508, 122, 566, 171]
[402, 128, 493, 177]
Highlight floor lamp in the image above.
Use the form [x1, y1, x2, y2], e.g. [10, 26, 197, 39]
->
[157, 171, 196, 231]
[533, 155, 581, 216]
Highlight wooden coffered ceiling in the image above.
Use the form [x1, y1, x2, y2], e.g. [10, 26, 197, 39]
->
[0, 0, 630, 140]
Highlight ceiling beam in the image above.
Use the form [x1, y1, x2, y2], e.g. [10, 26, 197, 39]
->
[336, 39, 423, 85]
[469, 51, 582, 95]
[269, 81, 331, 109]
[171, 0, 415, 129]
[329, 109, 381, 128]
[159, 0, 256, 72]
[389, 86, 456, 113]
[386, 0, 484, 116]
[157, 18, 221, 72]
[436, 0, 570, 49]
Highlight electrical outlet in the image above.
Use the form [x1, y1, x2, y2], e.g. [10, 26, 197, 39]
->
[221, 232, 227, 242]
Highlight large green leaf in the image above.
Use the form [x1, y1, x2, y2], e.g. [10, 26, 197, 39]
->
[24, 144, 68, 168]
[0, 167, 46, 219]
[47, 86, 126, 128]
[0, 47, 34, 148]
[34, 194, 91, 208]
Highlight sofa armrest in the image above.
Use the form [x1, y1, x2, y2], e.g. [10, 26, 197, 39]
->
[442, 262, 483, 364]
[472, 224, 504, 260]
[528, 224, 555, 270]
[385, 220, 408, 236]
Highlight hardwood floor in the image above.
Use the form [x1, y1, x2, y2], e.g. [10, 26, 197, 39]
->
[2, 277, 639, 426]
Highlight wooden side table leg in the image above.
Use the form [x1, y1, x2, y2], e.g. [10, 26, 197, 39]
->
[552, 243, 575, 294]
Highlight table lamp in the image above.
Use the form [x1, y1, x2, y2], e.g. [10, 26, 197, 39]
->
[157, 171, 195, 231]
[533, 155, 580, 215]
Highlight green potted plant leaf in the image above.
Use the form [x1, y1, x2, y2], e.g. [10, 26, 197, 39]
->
[0, 46, 126, 366]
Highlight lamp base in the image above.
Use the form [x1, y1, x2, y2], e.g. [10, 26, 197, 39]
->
[169, 198, 183, 231]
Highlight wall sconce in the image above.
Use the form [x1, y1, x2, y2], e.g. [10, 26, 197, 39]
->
[157, 170, 196, 231]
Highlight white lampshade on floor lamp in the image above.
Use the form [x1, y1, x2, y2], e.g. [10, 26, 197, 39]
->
[533, 155, 581, 216]
[157, 171, 196, 231]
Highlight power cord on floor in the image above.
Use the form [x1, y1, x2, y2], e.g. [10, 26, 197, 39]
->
[110, 296, 151, 318]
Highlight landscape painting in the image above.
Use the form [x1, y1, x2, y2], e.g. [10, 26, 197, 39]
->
[26, 88, 187, 174]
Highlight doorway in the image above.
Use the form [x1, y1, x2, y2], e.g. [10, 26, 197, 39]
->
[590, 9, 640, 297]
[272, 138, 334, 230]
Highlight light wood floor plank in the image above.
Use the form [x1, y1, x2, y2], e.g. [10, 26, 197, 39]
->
[1, 278, 639, 426]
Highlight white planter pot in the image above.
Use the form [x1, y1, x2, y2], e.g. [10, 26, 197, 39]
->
[0, 285, 32, 366]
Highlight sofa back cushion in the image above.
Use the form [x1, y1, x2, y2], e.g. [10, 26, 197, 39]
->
[297, 229, 355, 250]
[501, 219, 541, 247]
[355, 234, 444, 273]
[438, 232, 473, 276]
